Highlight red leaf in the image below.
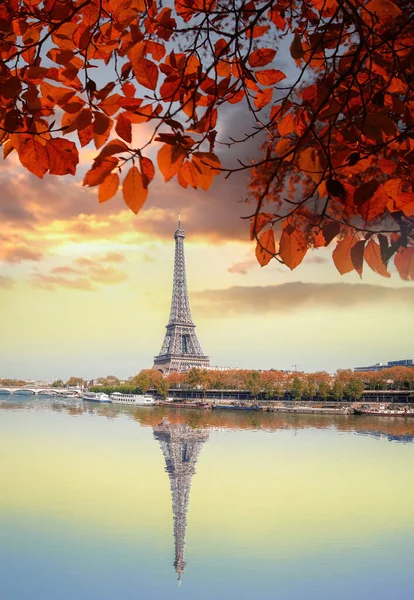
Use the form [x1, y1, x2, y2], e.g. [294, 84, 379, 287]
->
[133, 58, 159, 90]
[140, 156, 155, 188]
[255, 69, 286, 86]
[47, 138, 79, 176]
[248, 48, 276, 68]
[115, 113, 132, 143]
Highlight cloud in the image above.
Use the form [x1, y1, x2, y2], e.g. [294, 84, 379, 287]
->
[227, 257, 257, 275]
[32, 253, 128, 291]
[1, 245, 44, 264]
[193, 282, 414, 316]
[0, 276, 14, 288]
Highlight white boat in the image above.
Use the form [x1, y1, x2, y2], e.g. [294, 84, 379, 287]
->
[82, 392, 111, 403]
[110, 392, 155, 406]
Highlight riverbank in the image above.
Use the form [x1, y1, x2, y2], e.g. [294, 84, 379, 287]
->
[156, 400, 414, 416]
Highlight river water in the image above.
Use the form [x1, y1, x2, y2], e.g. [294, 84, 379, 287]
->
[1, 394, 414, 599]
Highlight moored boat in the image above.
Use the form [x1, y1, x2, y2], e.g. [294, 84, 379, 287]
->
[82, 392, 111, 403]
[110, 392, 155, 406]
[213, 404, 259, 411]
[354, 404, 414, 417]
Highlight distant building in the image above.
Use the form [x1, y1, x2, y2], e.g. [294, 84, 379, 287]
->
[354, 359, 413, 373]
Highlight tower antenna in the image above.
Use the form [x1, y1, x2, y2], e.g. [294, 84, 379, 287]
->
[178, 212, 181, 229]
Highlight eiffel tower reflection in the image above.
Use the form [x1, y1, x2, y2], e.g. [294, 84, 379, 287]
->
[153, 419, 209, 582]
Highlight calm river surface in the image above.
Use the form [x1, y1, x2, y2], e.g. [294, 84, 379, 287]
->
[1, 394, 414, 599]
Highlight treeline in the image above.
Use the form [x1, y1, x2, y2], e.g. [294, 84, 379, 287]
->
[88, 367, 414, 401]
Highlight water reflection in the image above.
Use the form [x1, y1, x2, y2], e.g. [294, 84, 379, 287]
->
[153, 419, 208, 582]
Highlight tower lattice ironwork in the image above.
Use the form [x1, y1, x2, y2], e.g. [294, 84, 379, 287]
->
[153, 218, 210, 373]
[153, 420, 209, 582]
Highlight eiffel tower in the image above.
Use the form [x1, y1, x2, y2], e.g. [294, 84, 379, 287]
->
[153, 419, 209, 582]
[153, 217, 210, 373]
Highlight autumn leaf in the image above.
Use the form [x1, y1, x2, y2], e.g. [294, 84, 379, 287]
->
[277, 113, 295, 136]
[290, 34, 304, 60]
[255, 69, 286, 86]
[365, 0, 402, 19]
[115, 113, 132, 143]
[279, 226, 307, 270]
[47, 138, 79, 176]
[332, 235, 358, 275]
[394, 247, 414, 281]
[99, 172, 119, 203]
[364, 239, 390, 278]
[298, 148, 322, 183]
[157, 143, 186, 182]
[250, 213, 274, 240]
[254, 88, 273, 110]
[350, 240, 365, 278]
[248, 48, 276, 68]
[132, 58, 159, 91]
[18, 138, 49, 179]
[83, 157, 118, 187]
[140, 156, 155, 188]
[122, 166, 148, 214]
[255, 229, 275, 267]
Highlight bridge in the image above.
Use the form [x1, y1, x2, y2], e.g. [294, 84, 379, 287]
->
[0, 387, 80, 395]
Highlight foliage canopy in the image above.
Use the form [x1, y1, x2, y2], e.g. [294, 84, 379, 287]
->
[0, 0, 413, 277]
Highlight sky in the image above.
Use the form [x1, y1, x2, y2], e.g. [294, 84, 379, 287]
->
[1, 92, 413, 381]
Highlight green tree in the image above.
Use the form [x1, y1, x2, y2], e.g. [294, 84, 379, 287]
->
[318, 381, 331, 401]
[345, 378, 365, 400]
[52, 380, 64, 387]
[331, 380, 344, 401]
[246, 371, 262, 400]
[291, 377, 304, 401]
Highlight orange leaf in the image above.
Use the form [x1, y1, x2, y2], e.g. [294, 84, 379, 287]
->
[255, 229, 275, 267]
[254, 88, 273, 109]
[133, 58, 159, 91]
[191, 152, 221, 190]
[365, 0, 402, 19]
[96, 139, 129, 163]
[279, 227, 307, 269]
[250, 213, 274, 240]
[157, 143, 186, 182]
[364, 239, 390, 278]
[394, 247, 414, 281]
[178, 160, 198, 189]
[47, 138, 79, 176]
[248, 48, 276, 68]
[277, 113, 295, 136]
[388, 192, 414, 216]
[83, 157, 118, 187]
[332, 234, 358, 275]
[255, 69, 286, 86]
[290, 34, 304, 61]
[122, 165, 148, 214]
[99, 173, 119, 203]
[355, 182, 388, 222]
[115, 113, 132, 143]
[298, 147, 322, 183]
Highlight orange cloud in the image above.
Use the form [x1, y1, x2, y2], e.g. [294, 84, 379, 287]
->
[193, 283, 414, 315]
[1, 245, 44, 264]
